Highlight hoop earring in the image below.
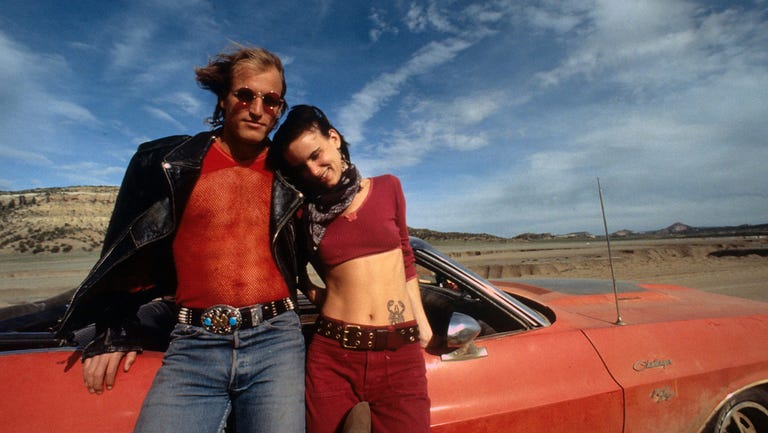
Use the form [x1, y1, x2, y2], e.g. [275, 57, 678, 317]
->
[340, 147, 351, 168]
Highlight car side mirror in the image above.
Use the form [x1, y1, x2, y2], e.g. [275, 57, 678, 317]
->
[441, 312, 488, 361]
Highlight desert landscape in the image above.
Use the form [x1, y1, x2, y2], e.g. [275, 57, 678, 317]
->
[1, 235, 767, 309]
[435, 236, 768, 302]
[1, 187, 767, 308]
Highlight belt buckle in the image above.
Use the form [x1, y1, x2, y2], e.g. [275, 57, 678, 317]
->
[201, 304, 242, 334]
[342, 325, 363, 349]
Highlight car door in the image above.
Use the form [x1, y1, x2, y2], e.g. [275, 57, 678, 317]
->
[414, 249, 624, 433]
[425, 326, 624, 433]
[0, 349, 163, 433]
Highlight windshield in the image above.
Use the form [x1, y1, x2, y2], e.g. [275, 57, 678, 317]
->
[411, 238, 551, 328]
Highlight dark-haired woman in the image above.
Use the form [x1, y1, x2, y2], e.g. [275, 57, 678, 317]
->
[271, 105, 432, 433]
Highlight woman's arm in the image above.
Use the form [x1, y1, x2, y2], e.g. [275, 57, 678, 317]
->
[405, 277, 433, 347]
[391, 175, 432, 345]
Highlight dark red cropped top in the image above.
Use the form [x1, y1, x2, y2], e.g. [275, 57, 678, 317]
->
[315, 175, 417, 281]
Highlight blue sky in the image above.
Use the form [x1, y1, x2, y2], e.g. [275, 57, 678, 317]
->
[1, 0, 767, 237]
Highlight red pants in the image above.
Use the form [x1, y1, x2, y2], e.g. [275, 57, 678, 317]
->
[306, 332, 430, 433]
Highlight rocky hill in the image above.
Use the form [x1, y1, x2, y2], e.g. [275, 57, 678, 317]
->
[408, 228, 506, 242]
[0, 187, 117, 254]
[1, 186, 766, 254]
[610, 221, 768, 239]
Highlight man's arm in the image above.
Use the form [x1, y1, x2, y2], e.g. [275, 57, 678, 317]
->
[83, 351, 138, 394]
[79, 299, 177, 394]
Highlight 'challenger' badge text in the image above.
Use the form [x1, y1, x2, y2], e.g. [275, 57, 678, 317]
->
[633, 359, 673, 371]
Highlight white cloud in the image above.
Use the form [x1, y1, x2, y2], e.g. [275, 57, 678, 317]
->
[338, 1, 509, 149]
[533, 0, 765, 92]
[49, 100, 99, 126]
[401, 0, 768, 235]
[58, 162, 128, 186]
[144, 106, 186, 130]
[2, 0, 766, 235]
[369, 8, 399, 43]
[0, 31, 101, 157]
[523, 2, 586, 34]
[0, 145, 54, 167]
[110, 24, 155, 71]
[338, 37, 474, 143]
[154, 91, 205, 116]
[418, 2, 456, 33]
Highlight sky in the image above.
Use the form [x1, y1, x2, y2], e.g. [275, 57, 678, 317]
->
[1, 0, 767, 237]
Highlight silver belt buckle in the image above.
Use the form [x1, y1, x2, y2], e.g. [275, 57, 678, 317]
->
[201, 304, 242, 334]
[342, 325, 363, 349]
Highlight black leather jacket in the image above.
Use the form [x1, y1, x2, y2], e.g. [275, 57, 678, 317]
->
[55, 130, 304, 357]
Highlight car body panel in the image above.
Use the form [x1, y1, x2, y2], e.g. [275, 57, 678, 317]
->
[1, 239, 767, 433]
[496, 279, 768, 433]
[427, 327, 624, 432]
[583, 315, 768, 433]
[0, 349, 162, 433]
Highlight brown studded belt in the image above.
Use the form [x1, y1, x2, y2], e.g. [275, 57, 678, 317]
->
[315, 316, 419, 351]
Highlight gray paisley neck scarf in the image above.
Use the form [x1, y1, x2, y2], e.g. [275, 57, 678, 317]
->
[305, 162, 361, 251]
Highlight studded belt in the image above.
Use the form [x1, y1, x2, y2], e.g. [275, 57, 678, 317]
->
[177, 298, 295, 335]
[315, 316, 419, 351]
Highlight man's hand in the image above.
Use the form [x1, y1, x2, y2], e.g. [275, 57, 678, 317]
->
[83, 351, 138, 394]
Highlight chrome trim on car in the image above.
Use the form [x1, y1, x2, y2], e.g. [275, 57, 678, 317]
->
[441, 312, 488, 361]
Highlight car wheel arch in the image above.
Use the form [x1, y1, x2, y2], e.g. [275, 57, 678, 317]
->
[704, 385, 768, 433]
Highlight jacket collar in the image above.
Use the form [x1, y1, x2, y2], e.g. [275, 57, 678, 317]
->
[163, 130, 216, 167]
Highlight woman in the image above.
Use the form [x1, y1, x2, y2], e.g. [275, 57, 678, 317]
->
[271, 105, 433, 433]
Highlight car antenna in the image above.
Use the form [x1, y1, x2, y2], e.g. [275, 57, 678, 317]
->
[597, 177, 625, 325]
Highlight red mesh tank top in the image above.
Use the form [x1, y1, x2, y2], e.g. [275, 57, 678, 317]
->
[173, 141, 289, 308]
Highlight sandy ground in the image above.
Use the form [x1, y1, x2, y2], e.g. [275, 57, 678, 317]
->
[1, 236, 767, 308]
[432, 236, 768, 302]
[0, 251, 97, 307]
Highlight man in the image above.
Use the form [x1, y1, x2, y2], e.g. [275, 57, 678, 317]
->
[56, 46, 305, 433]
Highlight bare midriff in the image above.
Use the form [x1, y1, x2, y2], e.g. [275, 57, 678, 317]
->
[320, 248, 416, 326]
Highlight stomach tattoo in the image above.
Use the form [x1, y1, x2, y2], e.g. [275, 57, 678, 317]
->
[387, 300, 406, 324]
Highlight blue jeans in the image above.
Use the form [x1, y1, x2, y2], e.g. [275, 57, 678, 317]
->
[133, 311, 305, 433]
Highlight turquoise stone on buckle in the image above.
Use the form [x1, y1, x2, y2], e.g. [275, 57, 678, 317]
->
[200, 304, 243, 334]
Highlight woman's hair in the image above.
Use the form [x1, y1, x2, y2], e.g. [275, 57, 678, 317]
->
[195, 44, 287, 127]
[270, 105, 351, 172]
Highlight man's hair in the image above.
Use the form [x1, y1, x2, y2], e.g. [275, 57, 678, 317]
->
[195, 44, 286, 127]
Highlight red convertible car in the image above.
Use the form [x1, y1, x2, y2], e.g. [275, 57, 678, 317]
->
[1, 238, 767, 432]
